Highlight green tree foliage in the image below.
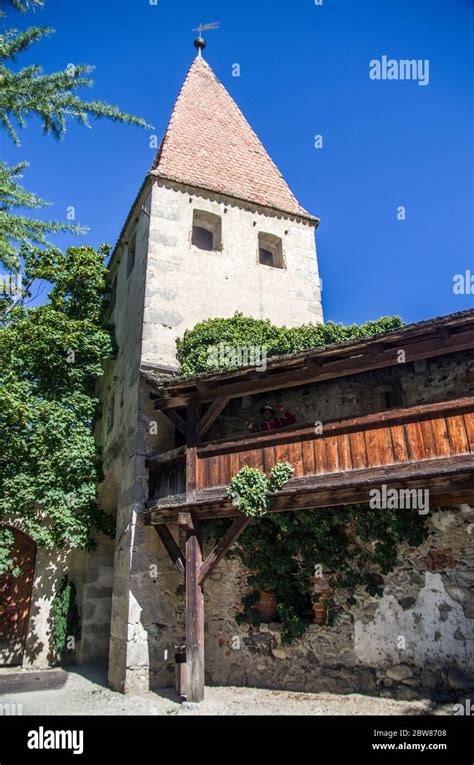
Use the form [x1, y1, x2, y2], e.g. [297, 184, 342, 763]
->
[0, 244, 114, 568]
[176, 313, 405, 376]
[0, 0, 150, 270]
[0, 20, 150, 145]
[0, 161, 84, 270]
[1, 1, 44, 12]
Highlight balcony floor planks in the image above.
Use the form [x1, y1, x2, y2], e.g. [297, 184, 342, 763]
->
[146, 454, 474, 524]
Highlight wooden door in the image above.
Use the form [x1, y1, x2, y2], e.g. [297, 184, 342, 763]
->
[0, 528, 36, 666]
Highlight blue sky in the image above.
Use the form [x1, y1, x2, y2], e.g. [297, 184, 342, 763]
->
[2, 0, 473, 325]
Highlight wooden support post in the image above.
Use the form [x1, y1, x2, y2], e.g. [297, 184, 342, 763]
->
[180, 402, 204, 702]
[186, 404, 199, 503]
[179, 511, 205, 703]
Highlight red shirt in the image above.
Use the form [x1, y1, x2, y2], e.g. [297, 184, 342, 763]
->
[251, 410, 296, 432]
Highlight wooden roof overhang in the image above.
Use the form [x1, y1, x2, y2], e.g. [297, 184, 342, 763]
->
[144, 309, 474, 411]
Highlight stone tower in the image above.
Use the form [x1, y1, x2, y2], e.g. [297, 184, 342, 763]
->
[91, 51, 323, 692]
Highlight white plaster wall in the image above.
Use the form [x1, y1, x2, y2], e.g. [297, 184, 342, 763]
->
[141, 181, 323, 367]
[23, 548, 84, 669]
[355, 573, 474, 671]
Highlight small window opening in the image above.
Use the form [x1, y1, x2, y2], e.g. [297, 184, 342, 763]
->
[258, 233, 284, 268]
[192, 210, 222, 251]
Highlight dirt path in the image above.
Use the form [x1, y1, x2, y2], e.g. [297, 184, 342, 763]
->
[0, 666, 460, 716]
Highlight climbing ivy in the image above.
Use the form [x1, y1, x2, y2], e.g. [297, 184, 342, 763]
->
[51, 575, 81, 662]
[0, 528, 20, 576]
[176, 313, 404, 376]
[204, 503, 430, 643]
[226, 463, 294, 517]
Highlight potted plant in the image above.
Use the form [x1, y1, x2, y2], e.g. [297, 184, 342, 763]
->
[254, 589, 278, 622]
[311, 573, 333, 625]
[312, 593, 327, 625]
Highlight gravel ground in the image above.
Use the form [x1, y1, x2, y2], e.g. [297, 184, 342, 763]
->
[0, 666, 459, 716]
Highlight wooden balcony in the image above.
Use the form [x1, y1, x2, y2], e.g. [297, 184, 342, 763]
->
[142, 309, 474, 703]
[147, 396, 474, 523]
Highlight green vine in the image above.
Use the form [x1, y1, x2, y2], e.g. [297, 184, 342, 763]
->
[226, 463, 294, 517]
[205, 501, 431, 643]
[0, 528, 20, 577]
[51, 575, 81, 663]
[177, 313, 404, 376]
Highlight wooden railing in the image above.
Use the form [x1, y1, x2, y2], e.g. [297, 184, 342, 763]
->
[194, 397, 474, 493]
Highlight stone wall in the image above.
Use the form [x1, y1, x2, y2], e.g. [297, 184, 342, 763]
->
[21, 547, 84, 669]
[135, 506, 474, 700]
[93, 184, 155, 688]
[206, 351, 474, 441]
[141, 179, 323, 368]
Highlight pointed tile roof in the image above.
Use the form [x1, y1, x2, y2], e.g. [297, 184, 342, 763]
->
[151, 57, 316, 220]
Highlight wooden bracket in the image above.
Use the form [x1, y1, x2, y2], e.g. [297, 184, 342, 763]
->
[199, 515, 251, 585]
[197, 397, 231, 440]
[154, 526, 185, 577]
[158, 408, 187, 436]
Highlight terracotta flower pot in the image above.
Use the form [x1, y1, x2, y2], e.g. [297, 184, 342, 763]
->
[312, 601, 327, 625]
[254, 589, 277, 622]
[319, 587, 333, 604]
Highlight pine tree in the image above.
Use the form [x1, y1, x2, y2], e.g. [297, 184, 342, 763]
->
[1, 1, 44, 13]
[0, 1, 150, 270]
[0, 161, 85, 271]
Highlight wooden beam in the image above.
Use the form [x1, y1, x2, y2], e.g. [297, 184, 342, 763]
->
[154, 526, 185, 577]
[160, 408, 187, 436]
[197, 397, 231, 439]
[146, 445, 186, 468]
[199, 515, 252, 585]
[186, 404, 199, 503]
[179, 512, 205, 703]
[146, 454, 474, 523]
[153, 326, 474, 410]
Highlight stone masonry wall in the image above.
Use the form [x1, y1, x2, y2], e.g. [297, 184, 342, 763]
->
[129, 502, 474, 699]
[141, 180, 323, 368]
[206, 351, 474, 441]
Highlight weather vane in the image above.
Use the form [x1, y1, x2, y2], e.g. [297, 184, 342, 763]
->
[193, 21, 220, 57]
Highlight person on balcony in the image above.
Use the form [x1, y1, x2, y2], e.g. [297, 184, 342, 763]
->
[249, 403, 296, 433]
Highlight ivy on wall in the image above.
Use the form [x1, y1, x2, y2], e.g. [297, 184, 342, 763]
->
[176, 313, 405, 377]
[205, 502, 431, 643]
[227, 463, 294, 517]
[51, 574, 81, 663]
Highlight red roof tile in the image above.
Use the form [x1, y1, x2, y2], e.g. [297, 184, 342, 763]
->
[151, 57, 315, 220]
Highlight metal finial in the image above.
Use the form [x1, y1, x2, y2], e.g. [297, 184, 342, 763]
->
[193, 21, 220, 57]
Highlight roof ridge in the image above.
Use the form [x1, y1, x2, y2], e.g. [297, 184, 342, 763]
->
[150, 56, 315, 219]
